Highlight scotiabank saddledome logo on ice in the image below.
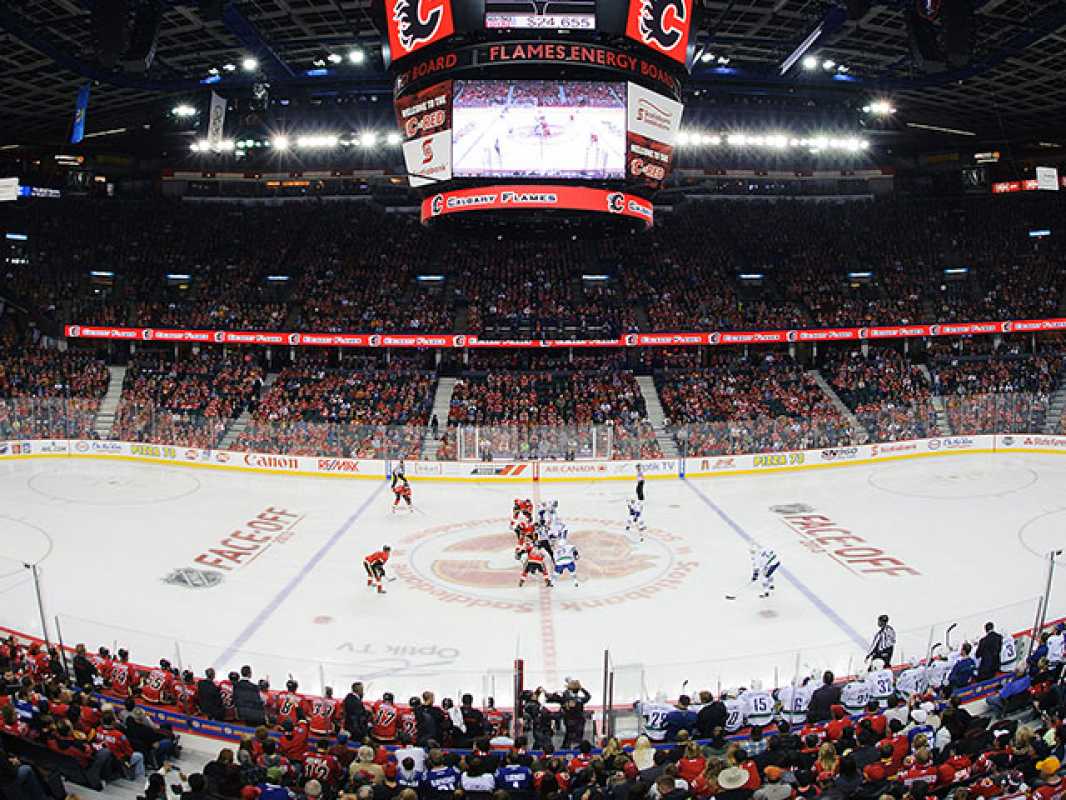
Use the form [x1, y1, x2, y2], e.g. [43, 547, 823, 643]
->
[393, 517, 698, 614]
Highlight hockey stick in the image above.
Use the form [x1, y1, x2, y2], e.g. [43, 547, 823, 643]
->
[945, 623, 958, 651]
[724, 580, 757, 601]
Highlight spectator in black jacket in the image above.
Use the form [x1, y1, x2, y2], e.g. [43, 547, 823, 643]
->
[0, 738, 50, 800]
[198, 668, 225, 721]
[234, 665, 266, 725]
[344, 682, 369, 742]
[807, 672, 842, 723]
[977, 622, 1004, 680]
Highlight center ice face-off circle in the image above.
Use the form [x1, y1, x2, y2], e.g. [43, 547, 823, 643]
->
[27, 463, 202, 506]
[396, 515, 695, 610]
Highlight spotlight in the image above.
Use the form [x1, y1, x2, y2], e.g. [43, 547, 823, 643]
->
[172, 104, 196, 117]
[348, 49, 365, 64]
[361, 132, 378, 148]
[272, 136, 289, 150]
[327, 53, 342, 64]
[822, 58, 835, 70]
[241, 57, 258, 72]
[802, 55, 818, 70]
[701, 52, 714, 63]
[386, 132, 401, 145]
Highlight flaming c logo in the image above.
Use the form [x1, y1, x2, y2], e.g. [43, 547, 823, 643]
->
[638, 0, 688, 52]
[392, 0, 446, 53]
[607, 192, 626, 214]
[430, 194, 445, 217]
[431, 530, 657, 590]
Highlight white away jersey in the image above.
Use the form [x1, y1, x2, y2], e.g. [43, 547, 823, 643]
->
[896, 665, 928, 697]
[553, 542, 577, 567]
[723, 698, 745, 732]
[1048, 634, 1065, 664]
[636, 701, 674, 742]
[1000, 636, 1019, 669]
[741, 690, 775, 726]
[627, 499, 644, 519]
[776, 684, 812, 724]
[865, 669, 895, 704]
[752, 547, 779, 575]
[842, 680, 871, 713]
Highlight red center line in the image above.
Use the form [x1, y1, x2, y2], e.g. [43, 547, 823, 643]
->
[531, 480, 559, 687]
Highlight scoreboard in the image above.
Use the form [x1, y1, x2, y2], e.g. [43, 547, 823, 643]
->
[375, 0, 695, 229]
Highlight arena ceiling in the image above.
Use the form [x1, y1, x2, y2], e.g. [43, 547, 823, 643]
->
[0, 0, 1064, 145]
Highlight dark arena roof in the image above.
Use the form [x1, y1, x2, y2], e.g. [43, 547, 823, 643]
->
[0, 0, 1064, 145]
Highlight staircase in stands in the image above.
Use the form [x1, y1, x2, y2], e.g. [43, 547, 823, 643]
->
[92, 366, 127, 439]
[221, 372, 278, 449]
[421, 377, 457, 460]
[636, 376, 679, 458]
[808, 369, 869, 443]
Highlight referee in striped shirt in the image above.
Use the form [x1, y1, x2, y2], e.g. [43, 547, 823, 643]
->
[866, 614, 896, 665]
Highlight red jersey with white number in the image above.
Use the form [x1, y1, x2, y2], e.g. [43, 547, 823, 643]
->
[173, 682, 198, 714]
[141, 668, 174, 704]
[90, 654, 113, 681]
[219, 680, 236, 718]
[484, 708, 506, 736]
[371, 700, 399, 741]
[96, 726, 135, 760]
[110, 663, 135, 698]
[303, 753, 342, 785]
[306, 696, 341, 735]
[275, 691, 304, 725]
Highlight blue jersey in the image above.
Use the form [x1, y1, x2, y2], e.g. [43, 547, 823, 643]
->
[495, 765, 533, 792]
[425, 766, 461, 795]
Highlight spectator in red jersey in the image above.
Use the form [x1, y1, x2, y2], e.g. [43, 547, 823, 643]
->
[278, 719, 311, 763]
[97, 708, 146, 779]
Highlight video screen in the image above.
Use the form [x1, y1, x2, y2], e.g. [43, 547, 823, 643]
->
[452, 80, 626, 180]
[485, 1, 597, 30]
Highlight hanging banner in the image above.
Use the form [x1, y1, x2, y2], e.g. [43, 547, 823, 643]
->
[70, 82, 91, 144]
[625, 0, 693, 65]
[206, 91, 227, 147]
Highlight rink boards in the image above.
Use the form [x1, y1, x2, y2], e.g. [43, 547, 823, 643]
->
[1, 433, 1065, 482]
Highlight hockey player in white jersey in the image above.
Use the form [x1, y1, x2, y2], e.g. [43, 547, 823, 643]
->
[750, 543, 781, 598]
[740, 681, 774, 727]
[776, 680, 813, 725]
[722, 691, 745, 733]
[634, 698, 674, 742]
[925, 653, 957, 690]
[896, 664, 929, 698]
[552, 541, 580, 587]
[864, 660, 895, 706]
[625, 498, 647, 543]
[841, 678, 872, 714]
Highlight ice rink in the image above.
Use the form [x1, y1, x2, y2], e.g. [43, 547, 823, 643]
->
[452, 107, 626, 179]
[2, 452, 1064, 704]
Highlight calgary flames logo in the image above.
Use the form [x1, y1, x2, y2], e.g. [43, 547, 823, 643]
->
[638, 0, 688, 52]
[392, 0, 446, 53]
[432, 530, 657, 590]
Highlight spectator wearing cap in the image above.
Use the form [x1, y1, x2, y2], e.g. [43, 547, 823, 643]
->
[1035, 757, 1063, 800]
[754, 766, 793, 800]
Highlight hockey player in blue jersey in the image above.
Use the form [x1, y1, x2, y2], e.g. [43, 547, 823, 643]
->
[750, 543, 780, 598]
[553, 541, 580, 587]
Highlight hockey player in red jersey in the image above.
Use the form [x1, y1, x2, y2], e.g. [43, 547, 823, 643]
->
[109, 650, 138, 699]
[306, 687, 343, 736]
[371, 692, 399, 743]
[392, 482, 413, 513]
[303, 739, 343, 789]
[517, 541, 552, 588]
[512, 498, 534, 523]
[275, 680, 304, 726]
[364, 546, 391, 594]
[173, 671, 198, 714]
[141, 660, 176, 704]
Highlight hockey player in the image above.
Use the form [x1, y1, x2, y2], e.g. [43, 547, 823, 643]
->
[750, 543, 780, 598]
[625, 498, 647, 543]
[534, 521, 554, 562]
[517, 541, 552, 588]
[513, 519, 534, 545]
[865, 660, 895, 706]
[740, 681, 774, 727]
[364, 545, 391, 594]
[634, 697, 674, 742]
[392, 481, 413, 513]
[722, 691, 745, 733]
[553, 540, 580, 588]
[512, 498, 534, 524]
[841, 677, 872, 715]
[776, 679, 814, 725]
[896, 663, 929, 698]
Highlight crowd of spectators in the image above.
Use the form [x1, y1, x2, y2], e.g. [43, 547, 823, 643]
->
[930, 354, 1065, 435]
[234, 359, 435, 458]
[3, 194, 1064, 339]
[111, 350, 265, 448]
[0, 334, 109, 439]
[441, 370, 659, 460]
[821, 348, 940, 443]
[656, 353, 854, 456]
